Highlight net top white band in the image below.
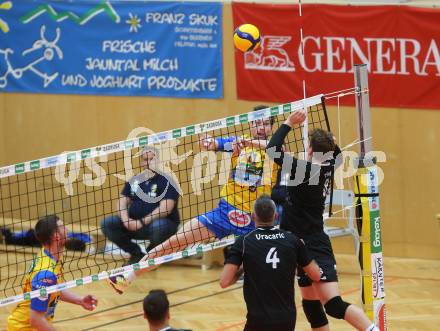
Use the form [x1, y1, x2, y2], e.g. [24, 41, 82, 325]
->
[0, 237, 235, 307]
[0, 94, 323, 179]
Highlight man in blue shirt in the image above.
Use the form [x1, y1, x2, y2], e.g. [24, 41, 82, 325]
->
[101, 146, 180, 266]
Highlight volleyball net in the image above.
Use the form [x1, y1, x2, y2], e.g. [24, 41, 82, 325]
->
[0, 94, 333, 306]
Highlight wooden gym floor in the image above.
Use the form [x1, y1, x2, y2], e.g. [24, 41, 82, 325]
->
[0, 253, 439, 331]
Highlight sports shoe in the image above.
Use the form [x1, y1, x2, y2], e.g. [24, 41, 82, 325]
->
[107, 272, 132, 294]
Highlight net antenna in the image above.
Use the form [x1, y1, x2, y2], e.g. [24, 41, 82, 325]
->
[298, 0, 309, 158]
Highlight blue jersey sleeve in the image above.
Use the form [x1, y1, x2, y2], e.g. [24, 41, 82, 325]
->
[30, 270, 57, 312]
[216, 137, 236, 152]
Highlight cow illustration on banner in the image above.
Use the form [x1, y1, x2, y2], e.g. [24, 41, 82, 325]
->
[0, 26, 62, 88]
[0, 1, 223, 98]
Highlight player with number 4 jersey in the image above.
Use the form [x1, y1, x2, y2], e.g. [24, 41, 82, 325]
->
[221, 195, 321, 331]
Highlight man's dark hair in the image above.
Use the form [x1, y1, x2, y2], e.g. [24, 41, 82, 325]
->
[309, 129, 336, 154]
[253, 105, 275, 126]
[253, 194, 276, 224]
[143, 289, 169, 323]
[35, 215, 60, 245]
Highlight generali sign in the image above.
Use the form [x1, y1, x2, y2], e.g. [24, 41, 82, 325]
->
[233, 3, 440, 109]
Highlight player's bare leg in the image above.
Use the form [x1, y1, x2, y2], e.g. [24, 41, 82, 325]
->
[107, 218, 215, 294]
[313, 281, 377, 331]
[139, 218, 215, 268]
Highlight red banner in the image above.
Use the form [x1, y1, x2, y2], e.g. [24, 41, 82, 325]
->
[233, 3, 440, 109]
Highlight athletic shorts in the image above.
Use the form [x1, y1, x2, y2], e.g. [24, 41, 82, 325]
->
[197, 199, 255, 239]
[244, 320, 295, 331]
[297, 231, 338, 287]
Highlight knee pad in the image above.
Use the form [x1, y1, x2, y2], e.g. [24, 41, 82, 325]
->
[302, 299, 328, 328]
[324, 296, 350, 319]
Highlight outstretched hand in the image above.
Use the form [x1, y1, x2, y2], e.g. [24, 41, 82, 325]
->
[199, 133, 215, 150]
[285, 110, 307, 127]
[80, 295, 97, 311]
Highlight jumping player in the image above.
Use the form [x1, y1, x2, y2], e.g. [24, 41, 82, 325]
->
[108, 106, 279, 293]
[266, 109, 379, 331]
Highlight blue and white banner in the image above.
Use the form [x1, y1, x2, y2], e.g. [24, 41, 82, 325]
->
[0, 1, 222, 98]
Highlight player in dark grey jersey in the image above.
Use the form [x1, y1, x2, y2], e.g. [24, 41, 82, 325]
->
[220, 195, 321, 331]
[266, 110, 378, 331]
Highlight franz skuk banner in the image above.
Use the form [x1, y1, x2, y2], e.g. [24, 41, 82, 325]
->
[0, 1, 222, 98]
[233, 3, 440, 109]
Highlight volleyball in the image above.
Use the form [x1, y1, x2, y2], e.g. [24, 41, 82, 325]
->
[233, 24, 261, 52]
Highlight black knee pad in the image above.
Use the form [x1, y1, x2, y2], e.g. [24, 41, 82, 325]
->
[324, 296, 350, 319]
[302, 299, 328, 328]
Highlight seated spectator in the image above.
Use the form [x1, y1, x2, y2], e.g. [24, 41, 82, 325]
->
[101, 146, 181, 266]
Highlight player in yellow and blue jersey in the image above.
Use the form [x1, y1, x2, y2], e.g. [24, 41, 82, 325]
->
[7, 215, 98, 331]
[108, 105, 279, 294]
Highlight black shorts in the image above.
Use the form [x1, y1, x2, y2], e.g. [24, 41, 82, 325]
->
[244, 320, 295, 331]
[297, 232, 338, 287]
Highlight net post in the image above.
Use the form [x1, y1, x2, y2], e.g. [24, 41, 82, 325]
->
[353, 64, 387, 330]
[354, 64, 372, 156]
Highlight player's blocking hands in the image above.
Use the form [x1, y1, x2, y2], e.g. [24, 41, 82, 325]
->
[285, 109, 307, 127]
[199, 133, 215, 150]
[80, 295, 98, 311]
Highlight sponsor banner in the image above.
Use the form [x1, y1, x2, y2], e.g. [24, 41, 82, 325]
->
[370, 210, 382, 253]
[233, 3, 440, 109]
[199, 118, 225, 133]
[371, 252, 385, 299]
[0, 165, 14, 179]
[373, 299, 387, 330]
[0, 1, 222, 99]
[367, 167, 380, 211]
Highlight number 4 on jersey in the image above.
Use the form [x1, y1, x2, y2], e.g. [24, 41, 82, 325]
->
[266, 247, 280, 269]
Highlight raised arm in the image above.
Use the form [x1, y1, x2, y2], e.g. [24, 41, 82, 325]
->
[333, 144, 343, 169]
[267, 110, 307, 166]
